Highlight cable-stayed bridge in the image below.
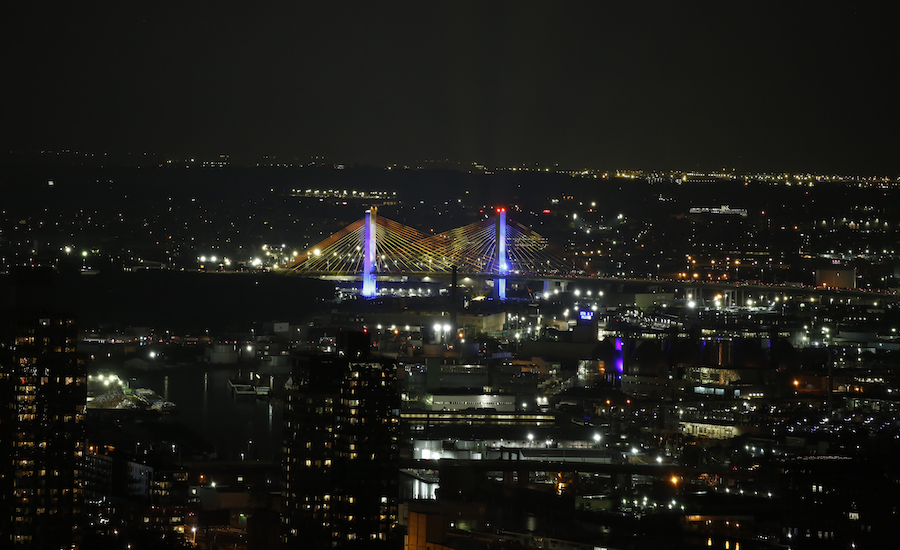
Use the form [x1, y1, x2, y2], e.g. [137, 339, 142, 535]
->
[281, 208, 568, 297]
[278, 208, 899, 308]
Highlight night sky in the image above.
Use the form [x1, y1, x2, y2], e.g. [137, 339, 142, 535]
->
[4, 2, 897, 173]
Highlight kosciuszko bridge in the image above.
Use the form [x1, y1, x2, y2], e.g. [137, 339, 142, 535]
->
[280, 207, 569, 298]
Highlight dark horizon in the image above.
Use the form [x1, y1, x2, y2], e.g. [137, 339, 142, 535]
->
[4, 2, 898, 175]
[2, 148, 897, 179]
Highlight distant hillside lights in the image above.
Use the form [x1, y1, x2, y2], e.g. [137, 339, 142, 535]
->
[689, 205, 748, 217]
[291, 188, 395, 199]
[197, 254, 273, 270]
[614, 170, 897, 185]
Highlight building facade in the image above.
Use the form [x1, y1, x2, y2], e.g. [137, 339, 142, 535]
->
[282, 353, 401, 548]
[1, 305, 86, 548]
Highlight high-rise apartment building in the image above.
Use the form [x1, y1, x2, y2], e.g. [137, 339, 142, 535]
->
[282, 349, 400, 548]
[0, 268, 86, 548]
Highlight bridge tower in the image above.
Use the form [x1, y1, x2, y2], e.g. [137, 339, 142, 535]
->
[362, 207, 377, 297]
[494, 207, 508, 300]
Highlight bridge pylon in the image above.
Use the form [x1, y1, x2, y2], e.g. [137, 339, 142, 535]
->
[362, 207, 377, 297]
[494, 207, 508, 300]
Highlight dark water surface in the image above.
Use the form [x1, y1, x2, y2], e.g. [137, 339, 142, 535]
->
[130, 364, 287, 461]
[0, 271, 336, 334]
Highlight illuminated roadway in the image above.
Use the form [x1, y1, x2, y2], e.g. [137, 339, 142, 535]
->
[400, 457, 767, 483]
[301, 270, 899, 305]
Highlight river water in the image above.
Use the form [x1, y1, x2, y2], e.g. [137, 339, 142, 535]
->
[129, 363, 445, 501]
[129, 364, 288, 461]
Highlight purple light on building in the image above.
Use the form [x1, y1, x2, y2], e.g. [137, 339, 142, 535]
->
[614, 337, 624, 375]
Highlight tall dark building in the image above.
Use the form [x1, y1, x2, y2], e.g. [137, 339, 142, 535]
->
[0, 268, 86, 548]
[282, 349, 401, 548]
[780, 456, 897, 548]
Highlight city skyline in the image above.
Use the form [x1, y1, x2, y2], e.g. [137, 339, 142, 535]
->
[4, 2, 898, 174]
[4, 3, 900, 548]
[3, 156, 900, 548]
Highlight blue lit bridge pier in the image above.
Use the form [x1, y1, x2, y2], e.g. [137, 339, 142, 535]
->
[362, 207, 377, 297]
[494, 207, 508, 300]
